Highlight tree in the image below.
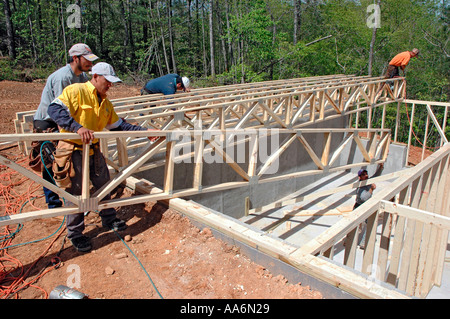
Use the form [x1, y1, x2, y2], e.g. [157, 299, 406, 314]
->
[209, 0, 215, 78]
[2, 0, 16, 59]
[293, 0, 301, 45]
[0, 0, 447, 106]
[368, 0, 381, 76]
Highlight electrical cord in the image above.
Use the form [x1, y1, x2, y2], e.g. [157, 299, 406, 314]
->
[2, 142, 163, 299]
[42, 140, 164, 299]
[110, 225, 164, 299]
[0, 144, 66, 298]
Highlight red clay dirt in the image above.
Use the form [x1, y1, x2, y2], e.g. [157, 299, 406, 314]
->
[0, 80, 324, 300]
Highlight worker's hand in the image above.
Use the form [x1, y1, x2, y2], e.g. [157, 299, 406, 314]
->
[184, 88, 191, 93]
[371, 184, 376, 190]
[147, 129, 160, 142]
[77, 127, 95, 144]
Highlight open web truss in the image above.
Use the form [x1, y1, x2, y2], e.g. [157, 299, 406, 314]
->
[2, 74, 449, 298]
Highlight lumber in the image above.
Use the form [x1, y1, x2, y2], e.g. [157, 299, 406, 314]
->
[3, 75, 449, 299]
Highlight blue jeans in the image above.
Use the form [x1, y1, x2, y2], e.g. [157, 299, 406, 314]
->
[43, 165, 63, 208]
[33, 120, 62, 209]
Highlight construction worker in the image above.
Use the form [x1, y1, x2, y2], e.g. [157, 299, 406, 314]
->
[354, 163, 384, 249]
[48, 62, 157, 252]
[31, 43, 99, 209]
[385, 48, 419, 78]
[141, 73, 191, 95]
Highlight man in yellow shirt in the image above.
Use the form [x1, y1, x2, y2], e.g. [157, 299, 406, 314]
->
[385, 48, 419, 78]
[48, 62, 153, 252]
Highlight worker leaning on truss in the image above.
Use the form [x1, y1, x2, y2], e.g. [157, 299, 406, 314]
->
[385, 48, 419, 78]
[47, 62, 158, 253]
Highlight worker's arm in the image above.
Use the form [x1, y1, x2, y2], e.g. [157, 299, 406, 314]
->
[107, 118, 159, 142]
[48, 102, 95, 144]
[107, 118, 147, 131]
[48, 101, 83, 134]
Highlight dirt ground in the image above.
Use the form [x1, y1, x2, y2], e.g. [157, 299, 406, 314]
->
[0, 80, 324, 300]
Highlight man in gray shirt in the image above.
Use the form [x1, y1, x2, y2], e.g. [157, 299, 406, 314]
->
[32, 43, 99, 209]
[353, 163, 384, 209]
[34, 43, 98, 124]
[353, 163, 384, 248]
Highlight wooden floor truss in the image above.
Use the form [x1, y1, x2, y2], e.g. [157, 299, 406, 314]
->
[2, 75, 449, 299]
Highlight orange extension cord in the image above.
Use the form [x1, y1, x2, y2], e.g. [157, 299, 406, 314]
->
[0, 155, 65, 299]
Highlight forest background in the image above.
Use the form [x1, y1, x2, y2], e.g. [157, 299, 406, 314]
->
[0, 0, 449, 145]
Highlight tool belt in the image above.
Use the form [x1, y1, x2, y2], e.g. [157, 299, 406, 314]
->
[28, 128, 58, 173]
[52, 140, 76, 189]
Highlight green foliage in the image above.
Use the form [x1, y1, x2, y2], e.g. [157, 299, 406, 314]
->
[0, 59, 18, 81]
[0, 0, 447, 104]
[0, 57, 54, 82]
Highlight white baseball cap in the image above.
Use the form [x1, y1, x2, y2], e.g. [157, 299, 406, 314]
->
[91, 62, 122, 83]
[69, 43, 99, 61]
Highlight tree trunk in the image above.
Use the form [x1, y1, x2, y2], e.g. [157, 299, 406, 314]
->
[24, 0, 37, 62]
[167, 0, 177, 74]
[127, 0, 136, 68]
[293, 0, 301, 45]
[60, 1, 68, 63]
[98, 0, 104, 55]
[156, 0, 171, 74]
[368, 0, 381, 76]
[187, 0, 192, 50]
[120, 1, 129, 61]
[3, 0, 16, 59]
[224, 0, 233, 66]
[201, 3, 208, 76]
[217, 11, 228, 72]
[196, 0, 201, 75]
[209, 0, 215, 79]
[147, 0, 163, 76]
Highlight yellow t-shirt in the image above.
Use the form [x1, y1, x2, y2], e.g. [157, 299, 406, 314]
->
[54, 81, 120, 145]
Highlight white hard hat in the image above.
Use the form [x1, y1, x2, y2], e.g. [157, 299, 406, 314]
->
[182, 76, 190, 88]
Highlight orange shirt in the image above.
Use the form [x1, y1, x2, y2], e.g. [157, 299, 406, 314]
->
[389, 51, 412, 67]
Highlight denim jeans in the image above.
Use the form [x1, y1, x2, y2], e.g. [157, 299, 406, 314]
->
[43, 165, 63, 208]
[33, 120, 62, 209]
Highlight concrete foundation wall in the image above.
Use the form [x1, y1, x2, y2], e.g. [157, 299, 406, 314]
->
[137, 117, 347, 217]
[136, 118, 407, 220]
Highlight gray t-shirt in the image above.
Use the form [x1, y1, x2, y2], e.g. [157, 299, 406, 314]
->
[34, 64, 89, 121]
[355, 165, 384, 205]
[355, 185, 373, 205]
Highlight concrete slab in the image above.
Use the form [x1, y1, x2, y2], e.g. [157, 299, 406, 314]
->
[238, 172, 450, 299]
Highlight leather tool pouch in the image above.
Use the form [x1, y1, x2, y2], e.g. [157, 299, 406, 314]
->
[52, 141, 75, 189]
[28, 141, 44, 173]
[28, 128, 58, 173]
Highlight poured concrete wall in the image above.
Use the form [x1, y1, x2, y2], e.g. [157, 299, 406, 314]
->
[137, 117, 345, 217]
[136, 116, 407, 219]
